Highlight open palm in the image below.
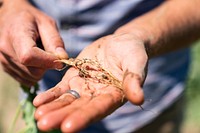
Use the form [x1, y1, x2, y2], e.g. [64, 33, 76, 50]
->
[33, 33, 148, 132]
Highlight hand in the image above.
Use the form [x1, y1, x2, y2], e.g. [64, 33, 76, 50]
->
[33, 33, 148, 132]
[0, 0, 68, 86]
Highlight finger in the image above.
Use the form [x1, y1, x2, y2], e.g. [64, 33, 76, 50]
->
[1, 62, 36, 86]
[121, 44, 147, 105]
[35, 93, 75, 120]
[33, 68, 78, 107]
[33, 86, 68, 107]
[10, 16, 63, 69]
[0, 53, 39, 86]
[122, 70, 144, 105]
[37, 15, 68, 59]
[2, 53, 44, 80]
[36, 97, 91, 132]
[61, 91, 123, 133]
[13, 39, 63, 69]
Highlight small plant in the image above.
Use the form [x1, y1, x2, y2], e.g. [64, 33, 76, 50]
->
[10, 84, 63, 133]
[9, 84, 40, 133]
[55, 58, 123, 90]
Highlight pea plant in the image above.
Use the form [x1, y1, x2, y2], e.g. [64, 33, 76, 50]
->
[10, 84, 63, 133]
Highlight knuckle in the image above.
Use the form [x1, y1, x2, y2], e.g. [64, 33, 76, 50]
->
[18, 49, 32, 65]
[17, 11, 33, 22]
[47, 17, 57, 26]
[38, 15, 57, 27]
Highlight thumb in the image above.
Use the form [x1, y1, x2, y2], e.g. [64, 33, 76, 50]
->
[122, 69, 144, 106]
[37, 15, 68, 59]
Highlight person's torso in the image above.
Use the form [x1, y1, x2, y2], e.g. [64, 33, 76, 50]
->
[30, 1, 190, 132]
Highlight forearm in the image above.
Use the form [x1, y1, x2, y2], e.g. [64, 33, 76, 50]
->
[1, 0, 26, 2]
[116, 0, 200, 58]
[0, 0, 27, 7]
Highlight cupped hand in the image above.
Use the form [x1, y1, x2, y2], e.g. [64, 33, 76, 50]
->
[33, 33, 148, 132]
[0, 0, 68, 86]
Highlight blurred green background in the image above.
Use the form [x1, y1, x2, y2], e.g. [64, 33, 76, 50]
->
[183, 40, 200, 133]
[1, 41, 200, 133]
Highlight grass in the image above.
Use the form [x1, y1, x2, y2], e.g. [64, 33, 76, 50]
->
[181, 41, 200, 133]
[1, 41, 200, 133]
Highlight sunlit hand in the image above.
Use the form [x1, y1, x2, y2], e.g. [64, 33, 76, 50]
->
[0, 0, 68, 86]
[33, 33, 148, 132]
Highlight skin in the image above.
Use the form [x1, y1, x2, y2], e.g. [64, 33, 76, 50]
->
[1, 0, 200, 132]
[0, 0, 68, 86]
[33, 34, 147, 132]
[33, 0, 200, 132]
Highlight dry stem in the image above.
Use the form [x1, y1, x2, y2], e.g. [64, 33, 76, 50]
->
[55, 58, 123, 90]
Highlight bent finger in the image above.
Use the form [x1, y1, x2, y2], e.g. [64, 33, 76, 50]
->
[122, 71, 144, 105]
[1, 62, 36, 86]
[10, 19, 63, 69]
[37, 15, 68, 59]
[1, 53, 44, 81]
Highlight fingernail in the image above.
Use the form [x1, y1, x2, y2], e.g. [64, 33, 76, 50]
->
[55, 63, 67, 71]
[56, 47, 68, 59]
[54, 61, 66, 70]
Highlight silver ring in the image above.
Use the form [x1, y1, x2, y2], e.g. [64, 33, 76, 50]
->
[66, 90, 80, 99]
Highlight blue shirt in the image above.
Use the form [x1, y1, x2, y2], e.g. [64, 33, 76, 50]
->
[30, 0, 190, 132]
